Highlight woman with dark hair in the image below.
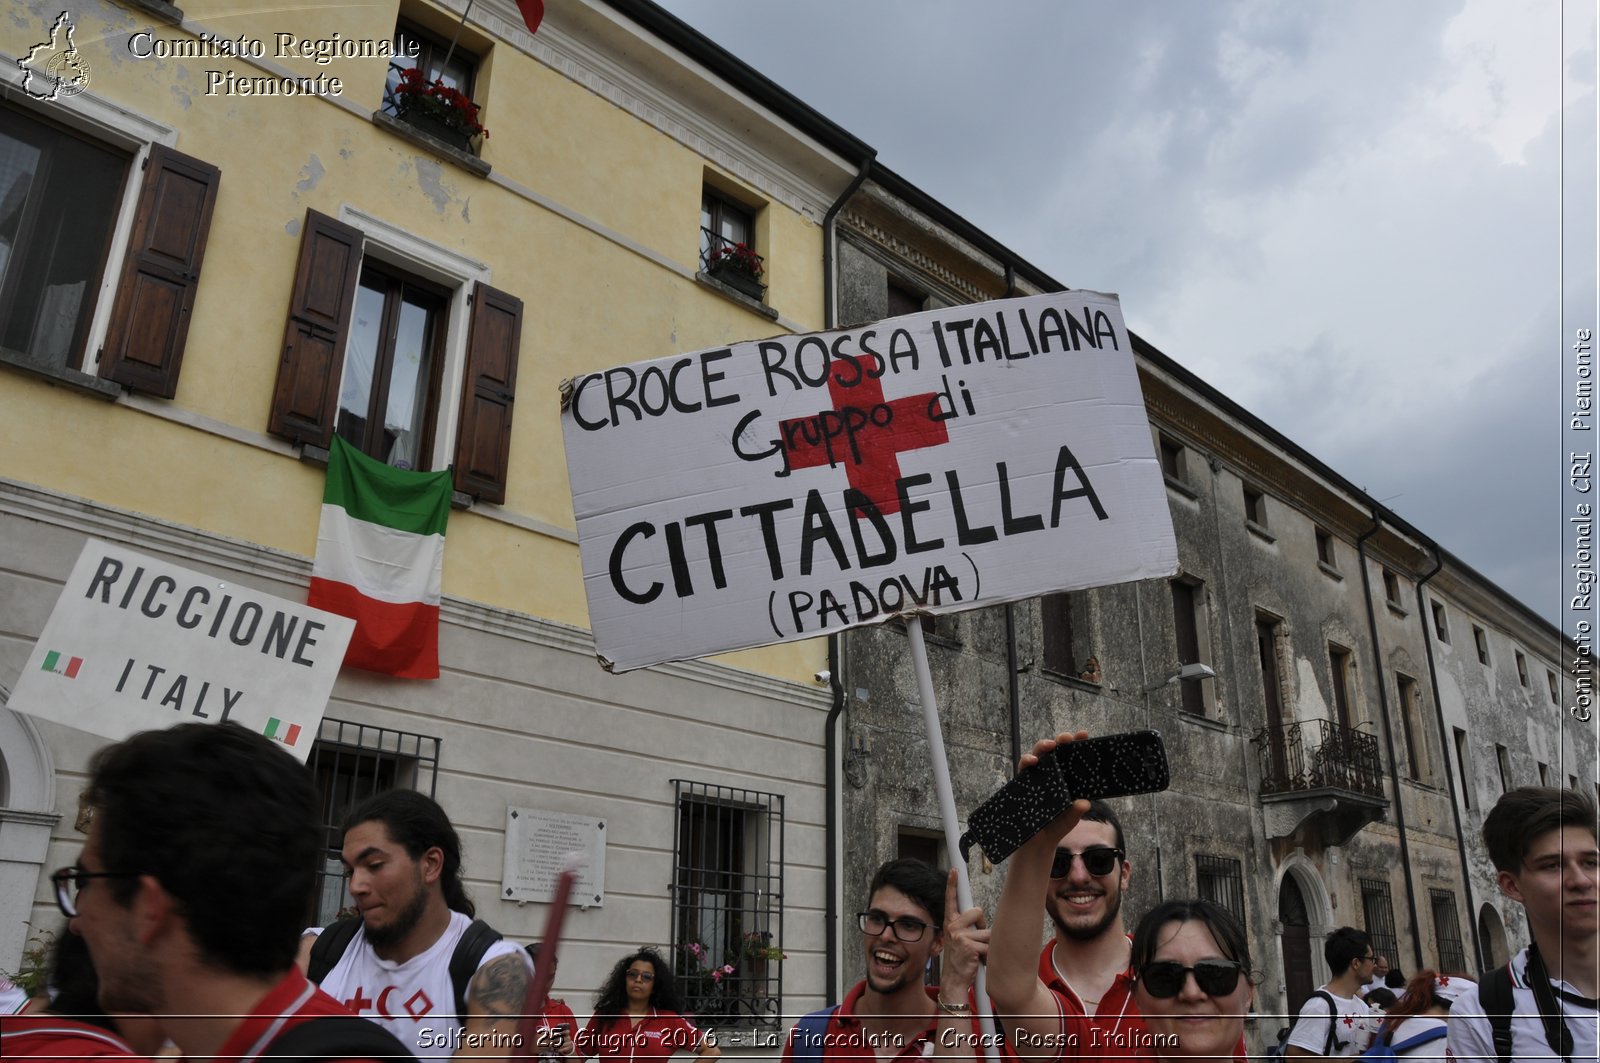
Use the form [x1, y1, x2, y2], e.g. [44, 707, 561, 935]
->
[1367, 970, 1474, 1058]
[577, 949, 720, 1063]
[1129, 899, 1258, 1062]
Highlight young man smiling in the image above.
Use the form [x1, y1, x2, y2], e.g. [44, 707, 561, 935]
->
[986, 732, 1148, 1062]
[783, 858, 961, 1062]
[1447, 787, 1599, 1063]
[297, 790, 531, 1059]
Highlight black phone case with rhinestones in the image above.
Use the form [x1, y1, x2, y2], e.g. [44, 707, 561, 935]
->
[958, 730, 1169, 865]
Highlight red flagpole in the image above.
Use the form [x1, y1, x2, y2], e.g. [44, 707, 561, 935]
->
[519, 864, 576, 1061]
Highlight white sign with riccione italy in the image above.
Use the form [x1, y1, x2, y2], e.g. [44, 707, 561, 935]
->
[561, 290, 1179, 672]
[9, 539, 353, 761]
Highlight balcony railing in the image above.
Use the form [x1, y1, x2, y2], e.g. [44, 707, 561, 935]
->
[1253, 719, 1385, 799]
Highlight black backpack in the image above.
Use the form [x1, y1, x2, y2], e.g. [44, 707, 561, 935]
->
[307, 916, 503, 1019]
[262, 1015, 417, 1062]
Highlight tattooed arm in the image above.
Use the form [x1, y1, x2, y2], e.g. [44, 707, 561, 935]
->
[459, 951, 534, 1058]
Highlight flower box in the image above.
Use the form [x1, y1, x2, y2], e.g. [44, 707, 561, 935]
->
[396, 109, 475, 152]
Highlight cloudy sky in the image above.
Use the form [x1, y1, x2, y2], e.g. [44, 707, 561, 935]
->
[654, 0, 1597, 632]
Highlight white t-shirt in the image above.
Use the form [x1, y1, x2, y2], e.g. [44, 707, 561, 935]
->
[308, 911, 531, 1058]
[1287, 987, 1372, 1057]
[1446, 947, 1599, 1063]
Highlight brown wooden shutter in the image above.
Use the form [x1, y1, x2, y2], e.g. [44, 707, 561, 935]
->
[452, 283, 522, 504]
[99, 145, 220, 397]
[268, 210, 364, 446]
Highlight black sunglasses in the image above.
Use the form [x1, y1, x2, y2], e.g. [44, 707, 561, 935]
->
[51, 865, 141, 918]
[1139, 960, 1245, 999]
[1050, 846, 1123, 878]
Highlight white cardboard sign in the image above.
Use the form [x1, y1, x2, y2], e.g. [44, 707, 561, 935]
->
[562, 290, 1179, 672]
[8, 538, 354, 761]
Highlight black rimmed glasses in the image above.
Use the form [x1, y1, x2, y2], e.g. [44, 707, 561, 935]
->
[51, 865, 141, 918]
[1138, 960, 1245, 999]
[1050, 846, 1124, 878]
[857, 910, 936, 942]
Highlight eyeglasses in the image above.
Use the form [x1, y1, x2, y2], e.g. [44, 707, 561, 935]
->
[626, 970, 656, 982]
[1138, 960, 1246, 999]
[857, 911, 936, 942]
[1050, 846, 1124, 878]
[51, 865, 141, 918]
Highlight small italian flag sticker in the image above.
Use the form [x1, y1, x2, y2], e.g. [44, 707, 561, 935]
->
[264, 718, 303, 746]
[41, 651, 84, 678]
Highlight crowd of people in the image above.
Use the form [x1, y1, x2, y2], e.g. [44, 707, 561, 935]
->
[0, 724, 1594, 1063]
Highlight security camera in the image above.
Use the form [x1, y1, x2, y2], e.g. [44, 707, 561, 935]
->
[814, 669, 832, 684]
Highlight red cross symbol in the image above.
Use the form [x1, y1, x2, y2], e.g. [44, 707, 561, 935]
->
[343, 987, 373, 1013]
[779, 368, 948, 513]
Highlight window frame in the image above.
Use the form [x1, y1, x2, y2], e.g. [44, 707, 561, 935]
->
[1430, 601, 1450, 643]
[1195, 854, 1246, 927]
[1359, 878, 1400, 969]
[1473, 625, 1490, 666]
[1429, 888, 1468, 973]
[700, 187, 756, 271]
[669, 779, 785, 1032]
[1242, 485, 1268, 528]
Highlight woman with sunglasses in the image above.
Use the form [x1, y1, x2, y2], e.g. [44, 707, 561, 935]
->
[577, 949, 721, 1063]
[1129, 899, 1257, 1061]
[1365, 971, 1475, 1059]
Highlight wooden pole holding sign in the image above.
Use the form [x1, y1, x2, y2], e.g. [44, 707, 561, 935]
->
[906, 621, 1001, 1063]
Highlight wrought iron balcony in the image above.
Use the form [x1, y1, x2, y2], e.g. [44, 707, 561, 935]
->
[1254, 718, 1385, 797]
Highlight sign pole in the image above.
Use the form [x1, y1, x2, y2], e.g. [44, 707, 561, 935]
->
[519, 862, 576, 1060]
[906, 621, 1001, 1062]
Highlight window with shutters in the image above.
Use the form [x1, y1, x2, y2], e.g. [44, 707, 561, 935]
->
[0, 101, 217, 396]
[1040, 592, 1078, 677]
[269, 207, 523, 503]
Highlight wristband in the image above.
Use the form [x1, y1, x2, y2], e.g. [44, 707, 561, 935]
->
[937, 999, 973, 1016]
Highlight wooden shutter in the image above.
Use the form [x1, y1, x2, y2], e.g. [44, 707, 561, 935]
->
[452, 283, 522, 504]
[99, 145, 220, 397]
[268, 210, 363, 446]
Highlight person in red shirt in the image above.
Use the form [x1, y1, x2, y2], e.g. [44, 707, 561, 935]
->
[1128, 899, 1256, 1062]
[0, 926, 162, 1061]
[784, 857, 986, 1063]
[577, 948, 719, 1063]
[986, 732, 1150, 1062]
[527, 942, 578, 1060]
[65, 723, 411, 1063]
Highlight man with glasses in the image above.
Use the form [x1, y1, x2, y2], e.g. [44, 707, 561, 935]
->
[1283, 927, 1375, 1059]
[784, 858, 972, 1062]
[984, 777, 1149, 1062]
[61, 722, 410, 1062]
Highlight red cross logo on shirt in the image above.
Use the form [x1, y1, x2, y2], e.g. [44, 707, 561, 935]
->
[343, 988, 373, 1013]
[778, 369, 948, 513]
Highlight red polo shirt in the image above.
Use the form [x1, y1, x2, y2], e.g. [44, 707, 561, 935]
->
[577, 1009, 702, 1063]
[209, 969, 386, 1063]
[782, 982, 994, 1063]
[0, 1012, 143, 1060]
[1033, 940, 1147, 1060]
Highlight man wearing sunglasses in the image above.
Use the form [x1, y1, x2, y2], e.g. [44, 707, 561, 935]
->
[985, 733, 1148, 1062]
[785, 858, 974, 1063]
[1282, 927, 1375, 1059]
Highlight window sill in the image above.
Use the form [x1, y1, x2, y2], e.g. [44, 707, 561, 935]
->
[1040, 668, 1103, 693]
[696, 271, 780, 320]
[297, 443, 473, 508]
[1386, 600, 1409, 619]
[127, 0, 184, 23]
[372, 112, 491, 178]
[1164, 474, 1199, 501]
[1245, 520, 1276, 544]
[1179, 710, 1232, 734]
[1317, 561, 1344, 582]
[0, 348, 121, 400]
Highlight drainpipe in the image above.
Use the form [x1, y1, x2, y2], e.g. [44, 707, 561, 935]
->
[1412, 543, 1482, 967]
[821, 155, 873, 1002]
[1357, 512, 1424, 972]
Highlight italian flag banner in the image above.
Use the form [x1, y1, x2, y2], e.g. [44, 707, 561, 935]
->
[309, 436, 451, 679]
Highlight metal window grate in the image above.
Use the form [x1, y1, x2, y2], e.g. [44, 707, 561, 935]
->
[304, 717, 441, 925]
[1195, 854, 1245, 928]
[1360, 879, 1399, 968]
[1429, 888, 1468, 973]
[669, 780, 785, 1032]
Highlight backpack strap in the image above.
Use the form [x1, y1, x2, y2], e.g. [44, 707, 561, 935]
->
[448, 919, 505, 1019]
[1385, 1026, 1446, 1055]
[261, 1015, 416, 1062]
[790, 1006, 839, 1063]
[306, 918, 364, 986]
[1309, 990, 1343, 1056]
[1477, 962, 1515, 1063]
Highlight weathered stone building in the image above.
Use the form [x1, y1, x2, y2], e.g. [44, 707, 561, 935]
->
[826, 166, 1596, 1044]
